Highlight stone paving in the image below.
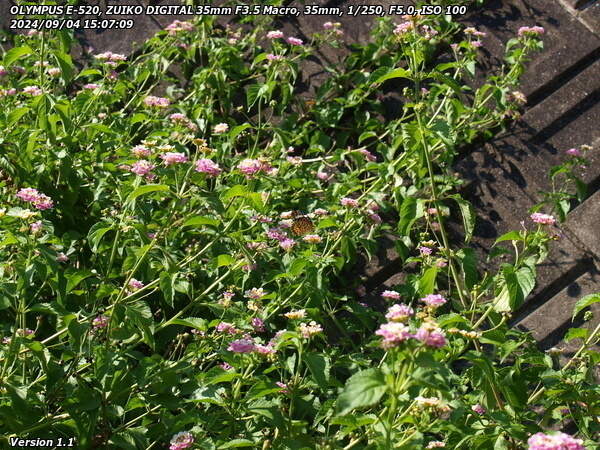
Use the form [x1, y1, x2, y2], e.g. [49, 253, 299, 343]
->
[1, 0, 599, 353]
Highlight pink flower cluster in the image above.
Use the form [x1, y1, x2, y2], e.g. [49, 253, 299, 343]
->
[0, 88, 17, 97]
[299, 321, 323, 338]
[169, 431, 194, 450]
[131, 145, 151, 158]
[228, 335, 276, 355]
[394, 21, 414, 36]
[94, 51, 127, 66]
[213, 123, 229, 134]
[168, 113, 198, 131]
[266, 30, 284, 39]
[566, 148, 581, 157]
[266, 54, 284, 62]
[16, 188, 53, 210]
[245, 287, 266, 300]
[518, 26, 545, 37]
[376, 306, 447, 349]
[165, 20, 194, 35]
[421, 294, 447, 308]
[237, 158, 263, 177]
[414, 323, 447, 348]
[464, 27, 487, 37]
[252, 317, 265, 332]
[527, 431, 585, 450]
[323, 22, 343, 35]
[381, 290, 401, 300]
[92, 315, 109, 329]
[376, 322, 412, 349]
[159, 152, 188, 166]
[143, 96, 170, 108]
[23, 85, 42, 96]
[340, 197, 359, 208]
[130, 160, 156, 177]
[471, 404, 486, 415]
[530, 212, 556, 225]
[286, 37, 303, 46]
[195, 158, 222, 176]
[385, 304, 414, 322]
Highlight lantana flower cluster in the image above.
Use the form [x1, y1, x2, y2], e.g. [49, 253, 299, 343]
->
[376, 296, 448, 349]
[16, 188, 54, 210]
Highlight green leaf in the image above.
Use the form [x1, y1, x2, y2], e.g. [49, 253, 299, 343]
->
[304, 353, 330, 390]
[431, 70, 464, 97]
[564, 327, 588, 342]
[494, 265, 535, 312]
[374, 68, 411, 84]
[125, 184, 170, 206]
[450, 194, 475, 242]
[182, 216, 220, 228]
[87, 222, 113, 252]
[53, 51, 75, 82]
[218, 439, 255, 449]
[457, 248, 479, 289]
[159, 272, 176, 307]
[336, 368, 387, 416]
[287, 258, 308, 277]
[494, 231, 523, 245]
[66, 270, 94, 293]
[572, 293, 600, 321]
[221, 184, 248, 202]
[3, 46, 32, 67]
[169, 317, 206, 331]
[215, 254, 235, 267]
[246, 84, 262, 108]
[230, 123, 251, 140]
[247, 399, 285, 428]
[6, 107, 30, 127]
[418, 266, 438, 296]
[398, 197, 424, 236]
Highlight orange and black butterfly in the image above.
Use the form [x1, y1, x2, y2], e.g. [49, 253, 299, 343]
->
[290, 211, 315, 236]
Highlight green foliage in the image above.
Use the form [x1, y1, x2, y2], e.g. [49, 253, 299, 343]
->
[0, 4, 596, 450]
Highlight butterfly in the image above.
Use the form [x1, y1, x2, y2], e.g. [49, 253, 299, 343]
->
[290, 211, 315, 236]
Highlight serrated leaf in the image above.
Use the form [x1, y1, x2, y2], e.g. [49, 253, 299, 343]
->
[494, 231, 523, 245]
[169, 317, 206, 331]
[230, 123, 251, 140]
[87, 222, 113, 252]
[125, 184, 170, 206]
[3, 46, 32, 67]
[215, 254, 235, 267]
[374, 68, 411, 84]
[159, 272, 175, 307]
[182, 216, 220, 228]
[450, 194, 475, 242]
[564, 327, 588, 342]
[572, 293, 600, 321]
[418, 266, 438, 296]
[336, 368, 387, 416]
[304, 353, 330, 390]
[6, 107, 30, 127]
[218, 439, 255, 449]
[398, 197, 424, 236]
